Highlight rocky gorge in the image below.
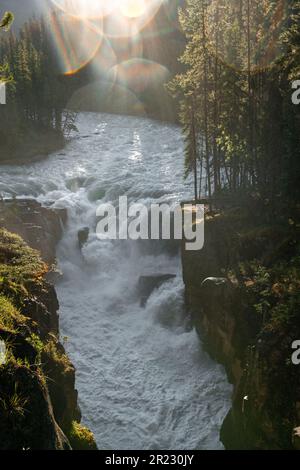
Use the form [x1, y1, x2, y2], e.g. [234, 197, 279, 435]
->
[2, 195, 300, 450]
[0, 112, 233, 450]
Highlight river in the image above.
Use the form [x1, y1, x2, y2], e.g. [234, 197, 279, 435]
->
[0, 112, 232, 450]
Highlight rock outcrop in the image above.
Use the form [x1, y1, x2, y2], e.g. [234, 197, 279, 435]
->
[0, 203, 97, 450]
[182, 207, 300, 449]
[0, 199, 67, 265]
[78, 227, 89, 250]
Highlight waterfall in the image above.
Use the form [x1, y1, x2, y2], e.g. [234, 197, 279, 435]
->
[0, 112, 232, 449]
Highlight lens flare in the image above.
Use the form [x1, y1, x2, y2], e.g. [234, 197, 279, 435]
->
[50, 12, 102, 75]
[90, 36, 118, 80]
[111, 35, 144, 63]
[108, 59, 170, 94]
[67, 80, 146, 116]
[48, 0, 172, 94]
[50, 0, 117, 19]
[120, 0, 148, 18]
[98, 0, 163, 39]
[162, 0, 183, 33]
[100, 15, 141, 40]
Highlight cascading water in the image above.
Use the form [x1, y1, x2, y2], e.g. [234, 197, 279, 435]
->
[0, 112, 232, 450]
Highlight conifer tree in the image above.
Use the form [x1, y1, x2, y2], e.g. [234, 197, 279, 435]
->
[168, 0, 299, 209]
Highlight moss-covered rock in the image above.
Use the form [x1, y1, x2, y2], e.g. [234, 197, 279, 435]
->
[0, 228, 96, 450]
[67, 421, 98, 451]
[42, 338, 81, 432]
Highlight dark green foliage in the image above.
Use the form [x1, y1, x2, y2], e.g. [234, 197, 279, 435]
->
[0, 17, 76, 161]
[168, 0, 300, 208]
[0, 11, 14, 31]
[0, 363, 65, 450]
[67, 421, 98, 451]
[0, 228, 47, 304]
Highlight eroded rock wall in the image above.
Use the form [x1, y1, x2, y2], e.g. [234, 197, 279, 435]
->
[182, 208, 300, 449]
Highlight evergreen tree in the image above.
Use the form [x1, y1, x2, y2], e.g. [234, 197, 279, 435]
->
[168, 0, 300, 210]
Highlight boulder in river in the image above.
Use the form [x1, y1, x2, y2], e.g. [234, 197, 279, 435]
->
[78, 227, 89, 250]
[138, 274, 176, 307]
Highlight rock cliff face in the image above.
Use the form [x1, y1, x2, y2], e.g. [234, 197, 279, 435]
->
[0, 199, 67, 265]
[0, 201, 97, 450]
[182, 208, 300, 450]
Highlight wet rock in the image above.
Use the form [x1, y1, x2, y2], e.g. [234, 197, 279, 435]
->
[138, 274, 176, 307]
[78, 227, 89, 250]
[0, 199, 67, 265]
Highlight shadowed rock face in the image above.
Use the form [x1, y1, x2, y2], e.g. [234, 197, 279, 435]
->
[0, 364, 71, 450]
[78, 227, 89, 250]
[0, 199, 67, 265]
[138, 274, 176, 307]
[182, 208, 300, 450]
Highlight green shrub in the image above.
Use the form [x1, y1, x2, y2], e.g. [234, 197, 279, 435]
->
[26, 333, 44, 364]
[0, 294, 27, 332]
[0, 229, 47, 303]
[0, 384, 28, 420]
[43, 339, 72, 371]
[67, 421, 97, 450]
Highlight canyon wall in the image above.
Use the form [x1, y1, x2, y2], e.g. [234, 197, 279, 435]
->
[0, 200, 96, 450]
[182, 207, 300, 449]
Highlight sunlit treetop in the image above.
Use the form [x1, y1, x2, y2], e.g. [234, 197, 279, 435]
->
[0, 12, 14, 31]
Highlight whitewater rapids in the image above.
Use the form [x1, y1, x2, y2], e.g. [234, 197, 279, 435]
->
[0, 113, 232, 449]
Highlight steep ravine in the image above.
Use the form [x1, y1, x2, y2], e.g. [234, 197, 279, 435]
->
[0, 112, 232, 450]
[182, 207, 300, 450]
[0, 200, 96, 450]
